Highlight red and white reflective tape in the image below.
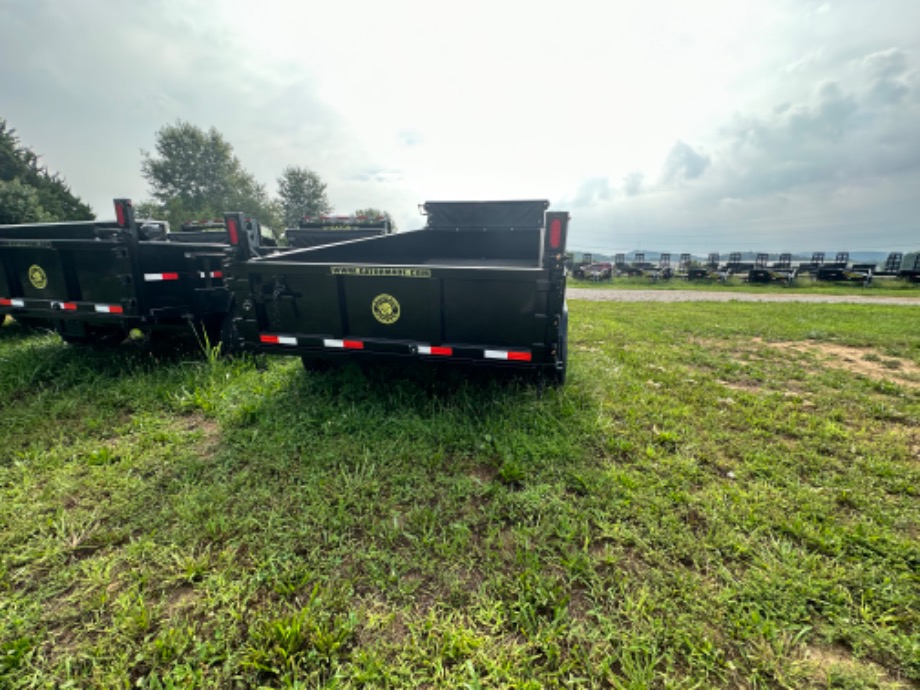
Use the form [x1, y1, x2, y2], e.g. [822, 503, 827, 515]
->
[53, 301, 78, 311]
[484, 349, 532, 362]
[323, 339, 364, 350]
[198, 271, 223, 279]
[0, 298, 25, 308]
[143, 272, 180, 282]
[260, 334, 298, 346]
[94, 304, 124, 314]
[418, 345, 453, 356]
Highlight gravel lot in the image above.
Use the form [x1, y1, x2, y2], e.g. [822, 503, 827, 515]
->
[568, 288, 920, 305]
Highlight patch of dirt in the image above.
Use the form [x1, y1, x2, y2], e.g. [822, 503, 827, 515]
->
[164, 584, 197, 616]
[176, 414, 222, 456]
[804, 644, 910, 689]
[759, 339, 920, 390]
[469, 465, 497, 485]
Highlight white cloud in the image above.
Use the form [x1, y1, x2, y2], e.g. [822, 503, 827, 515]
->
[1, 0, 919, 249]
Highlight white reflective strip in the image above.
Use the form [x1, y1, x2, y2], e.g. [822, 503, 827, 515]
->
[144, 273, 164, 281]
[95, 305, 112, 313]
[277, 336, 297, 346]
[323, 339, 345, 349]
[198, 271, 221, 278]
[484, 350, 509, 360]
[11, 298, 25, 308]
[418, 345, 432, 355]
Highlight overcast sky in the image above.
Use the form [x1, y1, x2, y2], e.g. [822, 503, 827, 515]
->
[2, 0, 919, 254]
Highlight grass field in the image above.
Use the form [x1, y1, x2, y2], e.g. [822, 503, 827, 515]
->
[569, 276, 920, 298]
[1, 302, 918, 688]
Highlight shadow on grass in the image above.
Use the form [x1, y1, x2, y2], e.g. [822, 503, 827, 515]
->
[0, 321, 218, 397]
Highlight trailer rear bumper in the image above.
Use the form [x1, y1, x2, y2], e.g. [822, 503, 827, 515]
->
[249, 332, 554, 369]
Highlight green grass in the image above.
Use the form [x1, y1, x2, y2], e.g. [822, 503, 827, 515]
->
[1, 303, 919, 688]
[571, 276, 920, 297]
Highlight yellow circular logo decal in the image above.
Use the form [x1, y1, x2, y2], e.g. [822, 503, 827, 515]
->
[28, 265, 48, 289]
[372, 293, 400, 325]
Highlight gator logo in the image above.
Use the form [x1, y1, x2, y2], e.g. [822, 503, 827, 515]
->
[372, 293, 400, 325]
[28, 265, 48, 289]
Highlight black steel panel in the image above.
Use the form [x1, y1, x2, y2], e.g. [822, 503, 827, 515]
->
[424, 200, 548, 229]
[15, 247, 71, 300]
[341, 276, 433, 340]
[285, 228, 387, 249]
[442, 279, 538, 347]
[260, 228, 542, 266]
[257, 271, 342, 336]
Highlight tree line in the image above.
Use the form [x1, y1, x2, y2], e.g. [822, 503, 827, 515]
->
[0, 119, 94, 224]
[0, 117, 393, 232]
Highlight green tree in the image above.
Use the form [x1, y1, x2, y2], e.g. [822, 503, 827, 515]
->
[277, 165, 332, 227]
[355, 207, 397, 232]
[0, 178, 50, 224]
[140, 121, 279, 231]
[0, 118, 94, 221]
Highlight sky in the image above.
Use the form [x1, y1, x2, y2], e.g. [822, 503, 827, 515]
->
[1, 0, 919, 254]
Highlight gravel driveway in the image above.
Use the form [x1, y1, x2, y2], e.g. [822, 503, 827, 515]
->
[568, 288, 920, 305]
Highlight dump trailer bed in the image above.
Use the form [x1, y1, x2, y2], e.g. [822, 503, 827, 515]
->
[224, 200, 570, 383]
[0, 200, 263, 343]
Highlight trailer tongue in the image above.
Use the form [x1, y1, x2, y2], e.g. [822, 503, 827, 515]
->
[223, 200, 570, 384]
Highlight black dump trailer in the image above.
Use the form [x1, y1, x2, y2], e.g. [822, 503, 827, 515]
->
[0, 199, 267, 344]
[284, 215, 391, 249]
[223, 200, 571, 384]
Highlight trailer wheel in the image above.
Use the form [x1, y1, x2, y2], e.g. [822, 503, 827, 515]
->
[61, 326, 127, 347]
[12, 316, 49, 332]
[553, 309, 569, 386]
[301, 355, 332, 373]
[216, 314, 238, 356]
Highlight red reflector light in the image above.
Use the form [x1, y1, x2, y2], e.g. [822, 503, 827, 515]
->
[0, 298, 11, 306]
[162, 273, 179, 281]
[549, 219, 562, 249]
[115, 202, 126, 227]
[212, 271, 223, 278]
[430, 346, 452, 356]
[227, 218, 239, 245]
[343, 340, 363, 349]
[260, 335, 280, 344]
[62, 302, 78, 311]
[508, 351, 532, 362]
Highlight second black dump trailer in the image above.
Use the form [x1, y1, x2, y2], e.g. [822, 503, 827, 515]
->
[0, 200, 271, 344]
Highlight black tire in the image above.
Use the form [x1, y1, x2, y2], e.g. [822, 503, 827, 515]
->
[200, 316, 225, 352]
[12, 316, 50, 332]
[301, 355, 332, 373]
[217, 314, 238, 356]
[61, 325, 127, 347]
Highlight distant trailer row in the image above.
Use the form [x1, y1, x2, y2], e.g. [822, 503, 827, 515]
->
[568, 251, 920, 286]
